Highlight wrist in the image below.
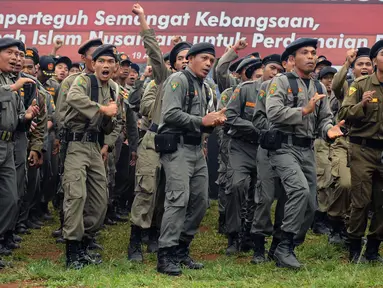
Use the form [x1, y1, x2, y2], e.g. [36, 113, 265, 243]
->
[10, 84, 17, 92]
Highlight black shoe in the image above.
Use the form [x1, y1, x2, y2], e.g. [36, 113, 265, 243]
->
[218, 213, 226, 235]
[328, 219, 345, 246]
[52, 228, 62, 238]
[80, 238, 102, 265]
[0, 259, 5, 269]
[26, 220, 41, 230]
[147, 228, 159, 253]
[226, 233, 240, 255]
[349, 238, 367, 264]
[117, 207, 129, 217]
[251, 235, 268, 265]
[87, 238, 103, 251]
[141, 229, 150, 245]
[4, 232, 20, 250]
[43, 213, 54, 221]
[104, 217, 117, 226]
[312, 211, 330, 235]
[157, 247, 182, 276]
[112, 213, 129, 223]
[16, 225, 30, 235]
[30, 217, 44, 227]
[0, 244, 12, 256]
[66, 240, 84, 270]
[12, 234, 22, 243]
[267, 238, 281, 261]
[365, 238, 383, 263]
[274, 232, 301, 269]
[56, 237, 66, 244]
[176, 241, 204, 269]
[127, 225, 143, 262]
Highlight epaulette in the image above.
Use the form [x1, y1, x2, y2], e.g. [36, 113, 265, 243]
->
[354, 75, 369, 83]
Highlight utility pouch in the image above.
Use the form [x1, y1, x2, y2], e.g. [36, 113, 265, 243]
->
[259, 129, 284, 151]
[154, 134, 179, 154]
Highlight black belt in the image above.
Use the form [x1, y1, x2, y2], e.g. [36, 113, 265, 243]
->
[0, 130, 14, 142]
[349, 136, 383, 150]
[67, 132, 99, 143]
[149, 123, 158, 133]
[282, 135, 313, 148]
[178, 135, 201, 146]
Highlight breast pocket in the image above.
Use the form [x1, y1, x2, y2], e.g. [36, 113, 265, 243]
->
[362, 103, 379, 123]
[187, 96, 201, 116]
[0, 93, 15, 128]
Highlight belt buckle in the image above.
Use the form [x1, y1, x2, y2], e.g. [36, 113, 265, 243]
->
[85, 133, 93, 142]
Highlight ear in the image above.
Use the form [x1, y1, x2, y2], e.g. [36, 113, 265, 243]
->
[81, 54, 86, 61]
[91, 60, 96, 71]
[288, 55, 295, 63]
[373, 58, 377, 67]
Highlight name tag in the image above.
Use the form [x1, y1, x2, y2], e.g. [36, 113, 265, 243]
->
[370, 98, 379, 103]
[245, 101, 255, 108]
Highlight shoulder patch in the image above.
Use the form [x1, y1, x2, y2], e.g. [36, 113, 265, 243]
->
[268, 83, 277, 96]
[77, 76, 87, 87]
[170, 81, 179, 92]
[230, 88, 240, 101]
[348, 86, 357, 97]
[258, 89, 265, 101]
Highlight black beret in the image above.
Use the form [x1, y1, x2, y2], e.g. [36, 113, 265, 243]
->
[370, 40, 383, 60]
[39, 55, 56, 76]
[169, 42, 192, 70]
[92, 44, 118, 61]
[236, 58, 260, 74]
[350, 47, 371, 67]
[315, 59, 332, 69]
[229, 52, 260, 72]
[281, 49, 290, 62]
[317, 55, 327, 62]
[71, 62, 82, 71]
[130, 63, 140, 74]
[319, 66, 337, 79]
[186, 42, 215, 60]
[18, 41, 26, 53]
[0, 37, 24, 51]
[262, 54, 282, 66]
[25, 47, 39, 65]
[78, 38, 103, 55]
[55, 56, 72, 70]
[117, 52, 131, 66]
[245, 60, 263, 79]
[163, 52, 170, 62]
[285, 38, 318, 56]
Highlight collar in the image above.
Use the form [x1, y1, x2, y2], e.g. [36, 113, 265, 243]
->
[371, 73, 381, 86]
[185, 66, 204, 85]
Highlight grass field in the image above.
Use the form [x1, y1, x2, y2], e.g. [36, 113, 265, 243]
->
[0, 201, 382, 288]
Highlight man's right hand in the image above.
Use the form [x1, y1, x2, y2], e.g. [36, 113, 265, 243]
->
[346, 49, 358, 65]
[11, 77, 35, 92]
[132, 3, 144, 16]
[100, 101, 118, 117]
[202, 108, 227, 127]
[232, 38, 248, 52]
[361, 90, 376, 107]
[302, 93, 326, 116]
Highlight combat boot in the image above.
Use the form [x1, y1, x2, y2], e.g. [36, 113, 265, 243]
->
[226, 233, 240, 255]
[80, 238, 102, 265]
[127, 225, 143, 262]
[0, 258, 5, 269]
[267, 237, 281, 261]
[87, 237, 103, 251]
[13, 234, 22, 243]
[312, 211, 330, 235]
[4, 231, 20, 250]
[218, 213, 226, 235]
[349, 238, 367, 264]
[364, 238, 383, 263]
[147, 227, 159, 253]
[157, 247, 182, 276]
[176, 241, 204, 269]
[52, 228, 62, 238]
[274, 232, 301, 269]
[0, 242, 12, 256]
[251, 235, 268, 264]
[66, 240, 84, 270]
[328, 219, 344, 246]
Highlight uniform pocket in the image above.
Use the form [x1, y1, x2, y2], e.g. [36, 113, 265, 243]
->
[330, 158, 340, 179]
[63, 173, 83, 199]
[362, 103, 378, 123]
[135, 167, 157, 194]
[165, 182, 185, 208]
[352, 182, 371, 209]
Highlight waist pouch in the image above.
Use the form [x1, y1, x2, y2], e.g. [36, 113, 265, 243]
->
[259, 129, 284, 151]
[154, 134, 179, 154]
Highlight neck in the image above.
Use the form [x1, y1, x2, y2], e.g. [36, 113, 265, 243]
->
[84, 67, 93, 74]
[295, 68, 311, 79]
[376, 70, 383, 83]
[116, 78, 125, 86]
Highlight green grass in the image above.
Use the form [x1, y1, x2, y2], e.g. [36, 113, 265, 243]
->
[1, 201, 383, 287]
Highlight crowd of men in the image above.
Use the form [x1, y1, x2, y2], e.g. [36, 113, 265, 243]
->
[1, 2, 383, 276]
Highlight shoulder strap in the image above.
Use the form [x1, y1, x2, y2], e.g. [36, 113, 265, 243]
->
[87, 74, 99, 103]
[314, 80, 323, 94]
[286, 72, 299, 107]
[180, 70, 195, 114]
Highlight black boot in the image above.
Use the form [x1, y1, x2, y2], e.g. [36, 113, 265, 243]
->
[80, 238, 102, 265]
[267, 237, 281, 261]
[218, 213, 226, 235]
[13, 234, 22, 243]
[364, 238, 383, 263]
[226, 233, 240, 255]
[66, 240, 84, 270]
[52, 228, 63, 238]
[251, 235, 267, 264]
[312, 211, 330, 235]
[87, 237, 103, 251]
[0, 258, 5, 269]
[176, 241, 203, 269]
[328, 219, 344, 246]
[16, 223, 31, 235]
[4, 231, 20, 250]
[157, 247, 182, 276]
[127, 225, 143, 262]
[0, 242, 12, 256]
[349, 238, 367, 264]
[274, 232, 301, 269]
[147, 227, 159, 253]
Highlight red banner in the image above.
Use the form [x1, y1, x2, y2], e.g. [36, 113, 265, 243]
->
[1, 1, 382, 65]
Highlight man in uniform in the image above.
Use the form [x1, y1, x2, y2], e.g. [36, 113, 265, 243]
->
[23, 47, 39, 77]
[338, 40, 383, 263]
[69, 63, 82, 75]
[327, 48, 373, 245]
[62, 44, 119, 269]
[0, 38, 39, 264]
[156, 42, 226, 276]
[54, 56, 72, 84]
[265, 38, 344, 269]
